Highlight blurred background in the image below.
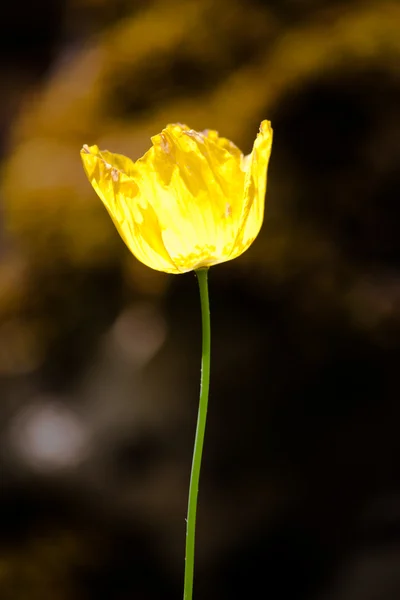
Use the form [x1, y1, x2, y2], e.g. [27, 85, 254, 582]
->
[1, 0, 400, 598]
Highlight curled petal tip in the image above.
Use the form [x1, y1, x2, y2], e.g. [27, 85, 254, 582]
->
[259, 120, 273, 135]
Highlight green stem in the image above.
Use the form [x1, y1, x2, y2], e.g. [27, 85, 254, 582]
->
[184, 267, 211, 600]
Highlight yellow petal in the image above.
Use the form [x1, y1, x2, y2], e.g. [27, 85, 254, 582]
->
[134, 124, 246, 271]
[80, 144, 180, 273]
[201, 128, 243, 162]
[229, 120, 273, 261]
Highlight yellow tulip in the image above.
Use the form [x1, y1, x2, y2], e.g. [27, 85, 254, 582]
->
[80, 121, 272, 274]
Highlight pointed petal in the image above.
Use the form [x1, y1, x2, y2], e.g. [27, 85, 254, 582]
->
[229, 120, 273, 260]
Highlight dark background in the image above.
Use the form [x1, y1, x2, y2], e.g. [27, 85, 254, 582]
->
[1, 0, 400, 598]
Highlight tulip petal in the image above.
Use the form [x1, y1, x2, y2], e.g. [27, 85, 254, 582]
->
[229, 120, 273, 260]
[203, 129, 243, 162]
[134, 124, 246, 271]
[80, 144, 180, 273]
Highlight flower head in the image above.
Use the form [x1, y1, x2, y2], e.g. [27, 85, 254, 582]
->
[80, 121, 272, 273]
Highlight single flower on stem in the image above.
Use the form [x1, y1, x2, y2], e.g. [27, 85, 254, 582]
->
[81, 120, 273, 600]
[81, 121, 272, 273]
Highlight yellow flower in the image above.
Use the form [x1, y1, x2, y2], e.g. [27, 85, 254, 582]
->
[80, 121, 272, 274]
